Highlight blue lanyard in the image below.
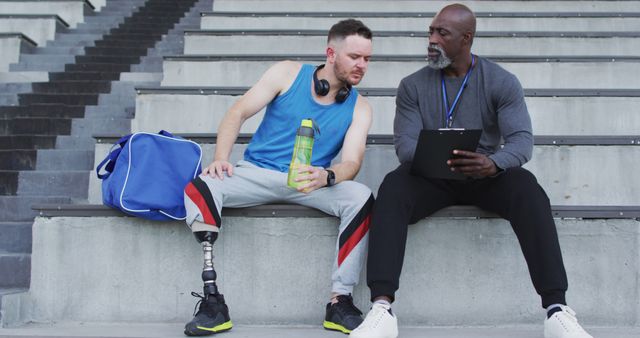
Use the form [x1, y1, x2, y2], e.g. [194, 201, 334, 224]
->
[441, 54, 475, 128]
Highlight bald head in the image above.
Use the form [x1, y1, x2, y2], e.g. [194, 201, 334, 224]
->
[435, 4, 476, 41]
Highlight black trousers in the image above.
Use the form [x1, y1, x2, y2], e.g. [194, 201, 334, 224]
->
[367, 163, 568, 308]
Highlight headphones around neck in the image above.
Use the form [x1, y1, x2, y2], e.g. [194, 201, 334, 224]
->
[313, 64, 351, 103]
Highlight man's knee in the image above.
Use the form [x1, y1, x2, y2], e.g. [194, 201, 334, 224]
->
[502, 167, 550, 202]
[340, 180, 373, 203]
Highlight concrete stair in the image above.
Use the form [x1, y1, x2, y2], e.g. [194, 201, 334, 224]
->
[0, 0, 95, 28]
[0, 0, 212, 316]
[0, 34, 36, 72]
[0, 14, 69, 46]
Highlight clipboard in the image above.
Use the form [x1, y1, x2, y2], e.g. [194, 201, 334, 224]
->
[410, 129, 482, 180]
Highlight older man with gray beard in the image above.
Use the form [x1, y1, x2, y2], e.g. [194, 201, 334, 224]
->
[350, 4, 593, 338]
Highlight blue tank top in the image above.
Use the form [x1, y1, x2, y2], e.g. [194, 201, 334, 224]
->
[244, 64, 358, 172]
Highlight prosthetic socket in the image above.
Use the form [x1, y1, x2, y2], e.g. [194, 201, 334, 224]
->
[194, 230, 221, 297]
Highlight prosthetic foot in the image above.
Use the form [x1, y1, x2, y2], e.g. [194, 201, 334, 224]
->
[184, 229, 233, 336]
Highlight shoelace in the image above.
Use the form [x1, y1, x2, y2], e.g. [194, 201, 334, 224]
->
[555, 306, 588, 333]
[359, 304, 388, 329]
[191, 291, 207, 317]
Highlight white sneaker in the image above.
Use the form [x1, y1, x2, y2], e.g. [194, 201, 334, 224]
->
[544, 305, 594, 338]
[349, 303, 398, 338]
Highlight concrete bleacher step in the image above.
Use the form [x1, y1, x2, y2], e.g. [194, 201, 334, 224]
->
[0, 222, 31, 254]
[0, 14, 69, 46]
[211, 0, 640, 12]
[0, 150, 36, 170]
[0, 171, 17, 194]
[49, 71, 120, 81]
[18, 93, 99, 105]
[31, 80, 111, 94]
[10, 206, 639, 327]
[36, 149, 94, 170]
[54, 135, 95, 150]
[0, 0, 96, 28]
[33, 45, 88, 55]
[0, 93, 19, 105]
[201, 11, 640, 32]
[0, 34, 36, 72]
[0, 117, 71, 136]
[14, 171, 88, 198]
[0, 71, 48, 84]
[0, 135, 56, 150]
[0, 104, 86, 118]
[161, 57, 640, 89]
[131, 88, 640, 136]
[9, 54, 76, 72]
[0, 252, 29, 288]
[0, 196, 70, 221]
[183, 31, 640, 56]
[64, 62, 131, 73]
[71, 117, 131, 136]
[0, 82, 31, 94]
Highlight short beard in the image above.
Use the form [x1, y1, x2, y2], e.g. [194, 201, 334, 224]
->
[427, 45, 452, 70]
[334, 60, 360, 86]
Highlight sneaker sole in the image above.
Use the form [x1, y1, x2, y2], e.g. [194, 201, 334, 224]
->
[184, 321, 233, 336]
[323, 320, 351, 334]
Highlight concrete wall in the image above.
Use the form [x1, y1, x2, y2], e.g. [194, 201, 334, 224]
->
[161, 60, 640, 89]
[131, 93, 640, 136]
[201, 16, 640, 32]
[183, 35, 638, 57]
[16, 216, 640, 326]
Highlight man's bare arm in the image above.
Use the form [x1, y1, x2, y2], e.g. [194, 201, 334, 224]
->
[204, 61, 301, 179]
[295, 95, 373, 192]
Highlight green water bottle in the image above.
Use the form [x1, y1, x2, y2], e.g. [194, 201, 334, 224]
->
[287, 119, 317, 189]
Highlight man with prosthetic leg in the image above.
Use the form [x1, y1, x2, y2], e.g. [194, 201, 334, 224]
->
[182, 19, 375, 336]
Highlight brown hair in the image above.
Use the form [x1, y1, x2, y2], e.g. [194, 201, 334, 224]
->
[328, 19, 372, 44]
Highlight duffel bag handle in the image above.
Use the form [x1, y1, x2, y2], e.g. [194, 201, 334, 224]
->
[95, 134, 131, 179]
[159, 130, 174, 138]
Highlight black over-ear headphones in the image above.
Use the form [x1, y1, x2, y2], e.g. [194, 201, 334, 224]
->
[313, 64, 351, 103]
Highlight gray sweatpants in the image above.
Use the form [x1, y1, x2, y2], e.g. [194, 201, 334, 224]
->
[184, 160, 374, 295]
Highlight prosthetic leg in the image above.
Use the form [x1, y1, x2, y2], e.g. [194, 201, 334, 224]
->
[184, 228, 233, 336]
[196, 230, 221, 297]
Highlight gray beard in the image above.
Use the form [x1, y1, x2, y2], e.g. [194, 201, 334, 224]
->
[427, 46, 452, 70]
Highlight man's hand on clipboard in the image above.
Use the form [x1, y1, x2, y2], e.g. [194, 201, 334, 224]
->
[447, 150, 498, 178]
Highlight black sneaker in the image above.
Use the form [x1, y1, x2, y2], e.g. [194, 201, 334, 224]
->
[184, 292, 233, 336]
[323, 294, 364, 334]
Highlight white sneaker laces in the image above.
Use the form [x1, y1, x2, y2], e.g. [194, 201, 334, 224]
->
[360, 304, 389, 330]
[553, 306, 589, 334]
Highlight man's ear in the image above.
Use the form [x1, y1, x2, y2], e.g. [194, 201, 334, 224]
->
[326, 46, 336, 63]
[462, 32, 473, 46]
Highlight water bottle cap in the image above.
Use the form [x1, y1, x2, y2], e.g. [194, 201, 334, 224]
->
[301, 119, 313, 128]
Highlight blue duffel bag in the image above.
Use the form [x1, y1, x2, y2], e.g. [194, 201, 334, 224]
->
[96, 130, 202, 221]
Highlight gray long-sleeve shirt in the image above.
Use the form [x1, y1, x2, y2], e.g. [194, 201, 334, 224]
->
[394, 56, 533, 170]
